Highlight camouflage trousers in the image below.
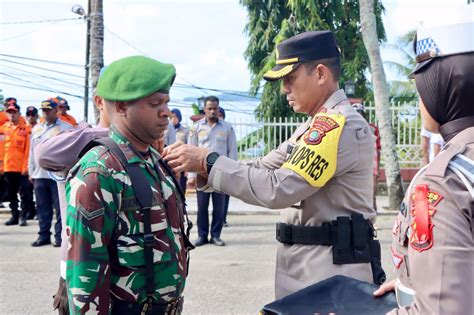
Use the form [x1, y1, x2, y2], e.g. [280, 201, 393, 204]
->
[111, 296, 183, 315]
[52, 277, 69, 315]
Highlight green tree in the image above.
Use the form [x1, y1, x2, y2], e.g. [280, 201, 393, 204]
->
[360, 0, 404, 209]
[385, 30, 417, 103]
[241, 0, 386, 120]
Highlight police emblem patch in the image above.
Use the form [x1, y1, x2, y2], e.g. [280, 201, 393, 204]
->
[409, 184, 443, 253]
[304, 116, 339, 145]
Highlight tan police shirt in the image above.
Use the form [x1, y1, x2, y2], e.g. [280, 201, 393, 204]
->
[389, 126, 474, 314]
[201, 89, 376, 298]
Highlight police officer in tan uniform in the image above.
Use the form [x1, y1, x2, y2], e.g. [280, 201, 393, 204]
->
[374, 22, 474, 314]
[165, 31, 383, 298]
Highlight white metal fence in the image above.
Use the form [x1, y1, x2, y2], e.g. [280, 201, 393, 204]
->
[226, 103, 424, 168]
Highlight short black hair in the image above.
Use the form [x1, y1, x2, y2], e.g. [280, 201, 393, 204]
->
[204, 95, 219, 106]
[304, 57, 340, 81]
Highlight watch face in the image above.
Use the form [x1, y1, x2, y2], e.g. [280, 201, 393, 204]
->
[207, 152, 219, 164]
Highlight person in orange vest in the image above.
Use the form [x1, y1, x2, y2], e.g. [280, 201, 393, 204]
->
[2, 102, 34, 226]
[0, 98, 15, 208]
[55, 96, 77, 127]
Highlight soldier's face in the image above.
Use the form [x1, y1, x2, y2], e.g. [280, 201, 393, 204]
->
[281, 65, 322, 115]
[123, 92, 171, 144]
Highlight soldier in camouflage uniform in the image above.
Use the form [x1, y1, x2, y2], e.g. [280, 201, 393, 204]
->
[65, 56, 192, 315]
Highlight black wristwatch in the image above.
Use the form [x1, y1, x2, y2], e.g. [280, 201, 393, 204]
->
[206, 152, 220, 174]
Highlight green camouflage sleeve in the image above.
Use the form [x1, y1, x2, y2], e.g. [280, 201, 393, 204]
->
[65, 150, 119, 315]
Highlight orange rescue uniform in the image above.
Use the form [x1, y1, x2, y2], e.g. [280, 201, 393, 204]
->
[1, 119, 31, 174]
[0, 112, 10, 172]
[58, 113, 77, 127]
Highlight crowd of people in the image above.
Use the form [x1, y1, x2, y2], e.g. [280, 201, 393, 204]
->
[1, 96, 74, 247]
[1, 20, 472, 315]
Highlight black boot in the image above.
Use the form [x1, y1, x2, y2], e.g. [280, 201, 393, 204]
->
[5, 215, 19, 226]
[19, 217, 27, 226]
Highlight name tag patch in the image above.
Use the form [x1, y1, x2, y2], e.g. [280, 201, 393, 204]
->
[283, 113, 345, 187]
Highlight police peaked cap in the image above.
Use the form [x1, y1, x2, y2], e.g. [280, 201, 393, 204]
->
[263, 30, 340, 81]
[413, 21, 474, 75]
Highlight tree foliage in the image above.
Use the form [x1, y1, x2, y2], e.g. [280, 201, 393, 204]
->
[241, 0, 386, 120]
[384, 29, 417, 103]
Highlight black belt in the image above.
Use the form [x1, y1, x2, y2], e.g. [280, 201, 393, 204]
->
[275, 214, 374, 248]
[111, 297, 183, 315]
[276, 222, 333, 245]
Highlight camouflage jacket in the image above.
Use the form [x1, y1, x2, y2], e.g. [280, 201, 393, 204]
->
[65, 127, 189, 315]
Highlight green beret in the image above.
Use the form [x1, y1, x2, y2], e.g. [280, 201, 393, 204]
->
[96, 56, 176, 101]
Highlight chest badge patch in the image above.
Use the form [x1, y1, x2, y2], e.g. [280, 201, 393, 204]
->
[283, 113, 345, 187]
[304, 116, 339, 145]
[409, 184, 443, 253]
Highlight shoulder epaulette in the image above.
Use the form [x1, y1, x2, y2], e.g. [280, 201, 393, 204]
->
[448, 154, 474, 198]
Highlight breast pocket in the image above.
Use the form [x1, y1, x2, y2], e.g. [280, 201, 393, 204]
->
[116, 198, 172, 268]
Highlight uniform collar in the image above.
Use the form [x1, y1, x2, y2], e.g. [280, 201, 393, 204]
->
[109, 126, 159, 165]
[424, 127, 474, 178]
[322, 89, 348, 110]
[202, 117, 221, 126]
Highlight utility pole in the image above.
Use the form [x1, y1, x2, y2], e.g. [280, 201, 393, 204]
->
[89, 0, 104, 124]
[83, 0, 91, 122]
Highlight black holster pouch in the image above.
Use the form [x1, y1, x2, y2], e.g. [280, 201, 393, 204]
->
[370, 239, 386, 285]
[332, 214, 371, 264]
[332, 214, 386, 285]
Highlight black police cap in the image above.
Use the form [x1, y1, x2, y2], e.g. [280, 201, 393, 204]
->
[263, 30, 340, 81]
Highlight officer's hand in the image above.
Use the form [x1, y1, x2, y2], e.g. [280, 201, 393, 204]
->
[164, 144, 209, 174]
[162, 141, 184, 158]
[373, 278, 396, 297]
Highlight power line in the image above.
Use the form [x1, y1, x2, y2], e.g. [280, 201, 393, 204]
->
[105, 27, 149, 56]
[0, 53, 83, 67]
[0, 65, 84, 88]
[1, 73, 83, 98]
[0, 17, 82, 25]
[0, 81, 83, 99]
[0, 59, 84, 78]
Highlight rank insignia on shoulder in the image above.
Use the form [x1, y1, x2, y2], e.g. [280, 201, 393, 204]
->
[409, 184, 443, 253]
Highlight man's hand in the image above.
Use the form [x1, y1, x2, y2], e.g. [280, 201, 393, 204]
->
[373, 278, 396, 297]
[161, 141, 184, 158]
[164, 144, 209, 174]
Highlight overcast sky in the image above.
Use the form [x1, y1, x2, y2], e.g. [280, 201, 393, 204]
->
[1, 0, 472, 122]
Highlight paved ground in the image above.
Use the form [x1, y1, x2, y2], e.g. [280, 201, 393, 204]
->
[0, 196, 397, 315]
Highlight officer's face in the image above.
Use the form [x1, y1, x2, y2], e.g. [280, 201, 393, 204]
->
[170, 112, 179, 126]
[122, 92, 171, 144]
[42, 107, 58, 124]
[204, 101, 219, 122]
[281, 65, 323, 115]
[26, 113, 38, 125]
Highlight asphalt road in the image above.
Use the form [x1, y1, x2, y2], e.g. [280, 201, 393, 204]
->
[0, 210, 397, 315]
